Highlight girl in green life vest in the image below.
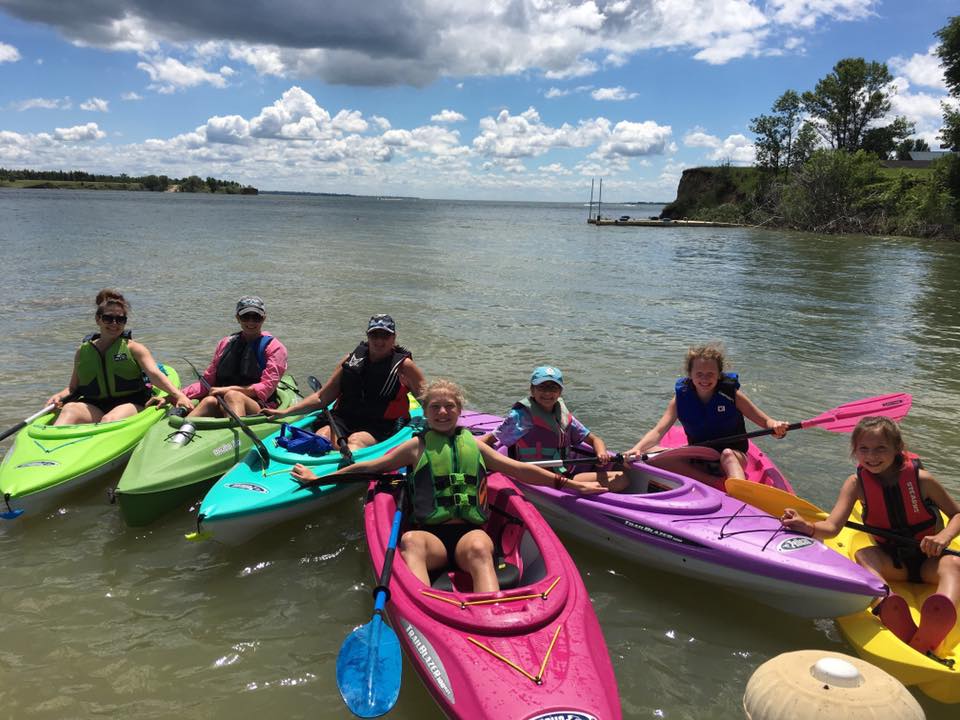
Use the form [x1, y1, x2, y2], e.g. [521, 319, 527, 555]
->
[292, 379, 607, 593]
[46, 289, 191, 425]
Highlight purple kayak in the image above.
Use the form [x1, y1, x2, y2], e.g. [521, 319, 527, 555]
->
[463, 410, 886, 618]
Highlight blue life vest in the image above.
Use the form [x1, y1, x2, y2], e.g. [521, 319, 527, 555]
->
[674, 373, 747, 452]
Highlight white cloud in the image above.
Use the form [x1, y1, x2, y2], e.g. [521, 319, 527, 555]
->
[11, 97, 72, 111]
[768, 0, 877, 29]
[889, 46, 947, 91]
[685, 130, 754, 163]
[81, 97, 110, 112]
[121, 92, 143, 101]
[0, 42, 21, 63]
[137, 56, 233, 93]
[53, 123, 106, 142]
[595, 120, 673, 158]
[430, 109, 465, 123]
[546, 87, 570, 98]
[591, 86, 638, 101]
[2, 0, 881, 87]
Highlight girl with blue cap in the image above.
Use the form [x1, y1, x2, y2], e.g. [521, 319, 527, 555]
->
[480, 365, 625, 492]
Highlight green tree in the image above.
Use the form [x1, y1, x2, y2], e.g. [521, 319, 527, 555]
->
[936, 17, 960, 151]
[895, 137, 931, 160]
[801, 58, 895, 151]
[750, 90, 806, 174]
[860, 116, 915, 159]
[791, 121, 819, 167]
[749, 113, 787, 172]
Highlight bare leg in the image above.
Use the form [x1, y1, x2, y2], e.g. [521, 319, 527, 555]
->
[53, 401, 104, 426]
[921, 555, 960, 606]
[187, 396, 222, 418]
[399, 529, 450, 586]
[455, 529, 498, 593]
[100, 403, 142, 422]
[719, 448, 747, 481]
[573, 470, 628, 492]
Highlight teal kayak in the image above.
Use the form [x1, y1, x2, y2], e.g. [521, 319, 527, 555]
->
[114, 374, 303, 527]
[0, 364, 180, 520]
[189, 396, 424, 545]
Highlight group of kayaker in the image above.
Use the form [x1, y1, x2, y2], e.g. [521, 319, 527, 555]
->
[42, 289, 960, 652]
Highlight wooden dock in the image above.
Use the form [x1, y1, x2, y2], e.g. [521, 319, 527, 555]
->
[587, 217, 742, 228]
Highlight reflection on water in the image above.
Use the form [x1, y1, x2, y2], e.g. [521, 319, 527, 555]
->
[1, 189, 959, 718]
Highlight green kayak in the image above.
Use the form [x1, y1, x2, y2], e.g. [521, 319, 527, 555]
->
[114, 374, 302, 526]
[0, 364, 180, 520]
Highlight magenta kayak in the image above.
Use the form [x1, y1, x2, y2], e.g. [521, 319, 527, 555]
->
[363, 469, 622, 719]
[656, 424, 795, 491]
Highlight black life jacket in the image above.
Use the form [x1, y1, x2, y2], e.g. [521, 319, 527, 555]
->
[214, 333, 273, 387]
[337, 341, 412, 423]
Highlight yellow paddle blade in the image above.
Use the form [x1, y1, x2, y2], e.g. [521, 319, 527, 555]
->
[725, 479, 827, 521]
[184, 530, 213, 542]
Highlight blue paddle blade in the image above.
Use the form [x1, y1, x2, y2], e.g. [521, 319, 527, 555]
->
[1, 509, 24, 520]
[336, 614, 402, 718]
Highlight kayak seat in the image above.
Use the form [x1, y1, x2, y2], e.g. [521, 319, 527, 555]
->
[430, 559, 522, 592]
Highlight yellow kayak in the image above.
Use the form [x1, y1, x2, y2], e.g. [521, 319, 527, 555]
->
[828, 502, 960, 704]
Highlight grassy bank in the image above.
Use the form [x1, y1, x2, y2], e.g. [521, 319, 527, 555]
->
[661, 151, 958, 239]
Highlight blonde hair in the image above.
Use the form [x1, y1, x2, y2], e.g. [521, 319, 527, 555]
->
[850, 416, 906, 465]
[684, 342, 726, 375]
[418, 379, 465, 410]
[95, 288, 130, 316]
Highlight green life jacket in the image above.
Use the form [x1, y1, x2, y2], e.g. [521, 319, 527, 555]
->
[75, 332, 147, 400]
[411, 428, 488, 526]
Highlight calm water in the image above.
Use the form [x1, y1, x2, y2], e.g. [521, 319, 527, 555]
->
[1, 189, 959, 719]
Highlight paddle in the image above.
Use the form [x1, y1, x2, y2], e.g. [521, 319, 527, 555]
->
[182, 357, 271, 468]
[525, 447, 719, 470]
[0, 393, 78, 443]
[307, 375, 354, 468]
[725, 479, 960, 557]
[296, 472, 404, 489]
[690, 393, 912, 449]
[336, 484, 405, 717]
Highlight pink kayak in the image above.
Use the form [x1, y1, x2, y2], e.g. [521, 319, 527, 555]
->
[363, 469, 622, 719]
[657, 425, 794, 491]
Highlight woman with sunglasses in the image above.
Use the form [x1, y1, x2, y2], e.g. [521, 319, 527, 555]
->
[182, 296, 289, 418]
[265, 314, 425, 450]
[46, 289, 191, 425]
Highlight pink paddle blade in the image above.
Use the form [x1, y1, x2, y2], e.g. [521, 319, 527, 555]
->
[801, 393, 912, 433]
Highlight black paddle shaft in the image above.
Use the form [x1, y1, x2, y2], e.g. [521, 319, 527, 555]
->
[182, 357, 271, 467]
[306, 375, 354, 466]
[693, 422, 803, 448]
[847, 520, 960, 558]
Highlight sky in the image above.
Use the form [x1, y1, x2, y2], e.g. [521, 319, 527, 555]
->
[0, 1, 956, 202]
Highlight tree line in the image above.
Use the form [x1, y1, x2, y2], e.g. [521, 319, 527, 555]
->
[735, 15, 960, 237]
[0, 168, 257, 194]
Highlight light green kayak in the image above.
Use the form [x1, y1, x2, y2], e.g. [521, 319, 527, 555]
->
[0, 364, 180, 520]
[114, 374, 302, 526]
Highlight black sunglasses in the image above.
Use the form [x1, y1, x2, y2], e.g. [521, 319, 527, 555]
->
[367, 330, 393, 339]
[238, 313, 264, 322]
[99, 314, 128, 324]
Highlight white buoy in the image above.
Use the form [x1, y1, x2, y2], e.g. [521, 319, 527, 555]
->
[743, 650, 923, 720]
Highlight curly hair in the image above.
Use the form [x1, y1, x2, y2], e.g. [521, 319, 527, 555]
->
[684, 341, 727, 375]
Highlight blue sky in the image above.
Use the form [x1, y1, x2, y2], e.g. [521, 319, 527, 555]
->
[0, 1, 956, 201]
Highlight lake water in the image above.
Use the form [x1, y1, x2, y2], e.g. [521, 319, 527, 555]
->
[1, 188, 959, 719]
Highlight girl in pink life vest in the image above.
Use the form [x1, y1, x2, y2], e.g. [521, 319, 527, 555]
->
[626, 343, 788, 490]
[480, 365, 628, 492]
[782, 416, 960, 654]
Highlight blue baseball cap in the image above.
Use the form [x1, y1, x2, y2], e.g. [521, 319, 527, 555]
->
[530, 366, 563, 388]
[367, 314, 396, 334]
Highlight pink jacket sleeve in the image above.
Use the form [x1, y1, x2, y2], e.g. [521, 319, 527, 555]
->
[249, 337, 288, 406]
